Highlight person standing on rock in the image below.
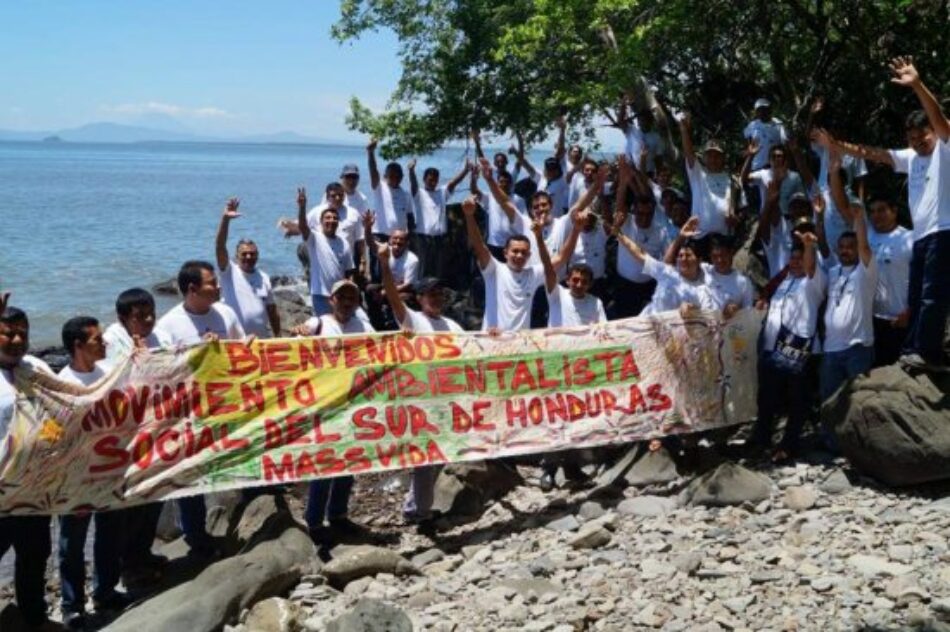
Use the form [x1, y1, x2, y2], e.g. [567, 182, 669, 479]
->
[297, 187, 357, 317]
[813, 56, 949, 371]
[407, 157, 469, 280]
[290, 280, 376, 547]
[376, 241, 462, 526]
[752, 231, 826, 462]
[0, 297, 57, 631]
[216, 197, 281, 338]
[56, 316, 132, 629]
[367, 138, 412, 281]
[155, 260, 246, 560]
[866, 197, 913, 367]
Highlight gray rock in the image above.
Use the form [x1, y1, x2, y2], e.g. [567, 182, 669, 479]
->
[594, 443, 645, 487]
[848, 554, 912, 577]
[810, 577, 836, 592]
[569, 526, 612, 550]
[783, 486, 818, 511]
[244, 598, 301, 632]
[410, 548, 445, 567]
[326, 599, 412, 632]
[680, 463, 772, 507]
[497, 579, 561, 600]
[431, 461, 523, 516]
[673, 552, 703, 575]
[750, 570, 783, 584]
[577, 500, 606, 521]
[545, 514, 581, 532]
[322, 546, 417, 589]
[623, 448, 681, 486]
[819, 469, 852, 495]
[107, 526, 312, 632]
[406, 591, 439, 609]
[616, 495, 676, 517]
[723, 594, 756, 614]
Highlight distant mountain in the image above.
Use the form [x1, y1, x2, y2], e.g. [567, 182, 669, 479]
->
[0, 122, 343, 145]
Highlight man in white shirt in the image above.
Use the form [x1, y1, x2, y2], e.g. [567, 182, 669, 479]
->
[567, 158, 597, 208]
[0, 301, 55, 630]
[366, 138, 412, 238]
[611, 157, 675, 317]
[215, 198, 280, 339]
[518, 154, 570, 217]
[623, 107, 666, 175]
[821, 207, 877, 404]
[297, 187, 356, 317]
[867, 198, 913, 366]
[154, 260, 246, 558]
[57, 317, 130, 627]
[291, 279, 376, 547]
[678, 113, 738, 255]
[377, 245, 462, 525]
[472, 165, 529, 261]
[743, 98, 788, 171]
[363, 213, 419, 330]
[703, 234, 755, 317]
[408, 158, 469, 279]
[814, 57, 950, 370]
[753, 234, 826, 461]
[741, 143, 805, 217]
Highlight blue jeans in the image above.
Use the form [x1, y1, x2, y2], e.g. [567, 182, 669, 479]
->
[820, 345, 875, 402]
[305, 476, 354, 529]
[177, 495, 211, 550]
[312, 294, 333, 317]
[903, 230, 950, 364]
[58, 511, 124, 614]
[0, 516, 51, 626]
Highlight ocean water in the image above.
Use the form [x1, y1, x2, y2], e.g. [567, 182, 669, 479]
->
[0, 140, 491, 347]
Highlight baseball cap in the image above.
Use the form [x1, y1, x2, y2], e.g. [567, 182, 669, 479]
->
[792, 216, 816, 232]
[754, 98, 771, 110]
[788, 192, 810, 206]
[414, 277, 445, 294]
[340, 164, 360, 177]
[330, 279, 360, 297]
[702, 140, 725, 154]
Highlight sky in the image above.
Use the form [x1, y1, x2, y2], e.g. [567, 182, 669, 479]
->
[0, 2, 402, 141]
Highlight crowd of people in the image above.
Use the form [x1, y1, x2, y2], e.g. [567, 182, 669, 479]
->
[0, 57, 947, 630]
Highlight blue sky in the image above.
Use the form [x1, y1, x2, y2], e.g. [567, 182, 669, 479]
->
[0, 2, 402, 140]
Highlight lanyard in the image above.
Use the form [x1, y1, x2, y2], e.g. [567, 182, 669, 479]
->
[833, 265, 857, 307]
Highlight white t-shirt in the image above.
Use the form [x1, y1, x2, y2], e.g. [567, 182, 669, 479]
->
[155, 302, 246, 346]
[624, 120, 665, 174]
[567, 176, 590, 209]
[219, 264, 275, 338]
[823, 258, 878, 353]
[641, 256, 717, 315]
[308, 203, 362, 251]
[868, 226, 913, 319]
[400, 309, 464, 333]
[480, 258, 545, 331]
[389, 250, 420, 287]
[701, 263, 754, 310]
[762, 216, 794, 278]
[889, 137, 950, 242]
[371, 183, 413, 235]
[0, 356, 52, 462]
[812, 143, 867, 191]
[686, 161, 733, 237]
[486, 193, 528, 248]
[532, 174, 570, 216]
[306, 231, 353, 298]
[547, 286, 606, 327]
[414, 185, 452, 236]
[762, 269, 827, 350]
[748, 168, 805, 215]
[570, 225, 609, 279]
[303, 313, 376, 337]
[744, 118, 788, 170]
[617, 215, 674, 283]
[510, 213, 573, 269]
[59, 363, 108, 387]
[102, 322, 170, 366]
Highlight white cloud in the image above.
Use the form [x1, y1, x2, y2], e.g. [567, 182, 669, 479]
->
[100, 101, 235, 119]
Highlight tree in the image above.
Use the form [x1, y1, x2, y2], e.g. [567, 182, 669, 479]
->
[334, 0, 949, 159]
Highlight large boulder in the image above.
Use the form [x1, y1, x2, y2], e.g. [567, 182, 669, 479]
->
[679, 462, 771, 507]
[272, 284, 312, 335]
[326, 598, 412, 632]
[431, 461, 523, 516]
[321, 545, 417, 590]
[824, 365, 950, 487]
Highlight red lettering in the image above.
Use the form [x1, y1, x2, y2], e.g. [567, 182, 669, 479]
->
[433, 334, 462, 359]
[313, 414, 341, 444]
[352, 407, 385, 441]
[264, 342, 295, 373]
[156, 429, 180, 461]
[571, 358, 594, 386]
[89, 435, 128, 473]
[619, 350, 640, 381]
[262, 453, 296, 481]
[206, 382, 238, 417]
[344, 446, 372, 472]
[510, 361, 537, 392]
[219, 424, 250, 450]
[264, 419, 283, 448]
[240, 382, 266, 413]
[647, 383, 673, 411]
[285, 415, 310, 445]
[226, 342, 259, 376]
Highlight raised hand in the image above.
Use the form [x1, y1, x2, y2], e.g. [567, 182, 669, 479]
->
[810, 97, 825, 114]
[376, 241, 391, 264]
[722, 303, 740, 320]
[407, 158, 417, 170]
[828, 145, 843, 170]
[812, 192, 826, 216]
[889, 56, 920, 88]
[223, 197, 241, 220]
[555, 114, 567, 129]
[745, 138, 760, 158]
[367, 137, 379, 152]
[571, 207, 591, 227]
[810, 127, 834, 149]
[290, 323, 312, 337]
[680, 216, 701, 239]
[462, 195, 478, 217]
[296, 187, 307, 211]
[362, 210, 376, 232]
[794, 230, 818, 246]
[530, 218, 544, 235]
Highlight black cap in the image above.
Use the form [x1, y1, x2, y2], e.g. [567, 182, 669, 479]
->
[414, 277, 445, 294]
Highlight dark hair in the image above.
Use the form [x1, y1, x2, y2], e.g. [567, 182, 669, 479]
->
[177, 260, 215, 295]
[504, 234, 531, 249]
[115, 288, 155, 318]
[531, 190, 553, 206]
[679, 239, 700, 256]
[581, 157, 598, 169]
[709, 233, 735, 251]
[904, 109, 931, 132]
[837, 230, 857, 244]
[423, 167, 439, 180]
[236, 238, 257, 249]
[497, 170, 513, 184]
[325, 182, 345, 196]
[62, 316, 99, 356]
[769, 144, 786, 158]
[0, 306, 28, 327]
[384, 162, 404, 178]
[493, 152, 507, 163]
[567, 263, 594, 280]
[543, 157, 563, 177]
[320, 207, 340, 220]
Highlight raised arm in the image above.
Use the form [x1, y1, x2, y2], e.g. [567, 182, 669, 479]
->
[296, 188, 311, 242]
[469, 162, 483, 200]
[664, 216, 700, 264]
[890, 56, 950, 141]
[367, 138, 380, 189]
[739, 138, 759, 185]
[554, 115, 567, 162]
[678, 113, 696, 169]
[361, 209, 376, 247]
[407, 158, 419, 197]
[516, 132, 538, 180]
[853, 199, 873, 266]
[479, 157, 520, 221]
[804, 96, 824, 140]
[611, 222, 646, 263]
[377, 241, 409, 325]
[812, 127, 893, 168]
[471, 128, 486, 160]
[462, 195, 491, 269]
[755, 179, 782, 243]
[216, 197, 240, 270]
[787, 136, 815, 189]
[612, 158, 632, 230]
[795, 231, 819, 278]
[532, 219, 558, 293]
[446, 160, 470, 195]
[550, 209, 585, 270]
[812, 193, 831, 259]
[567, 164, 609, 217]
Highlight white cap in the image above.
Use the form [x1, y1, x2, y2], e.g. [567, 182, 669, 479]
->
[754, 98, 771, 110]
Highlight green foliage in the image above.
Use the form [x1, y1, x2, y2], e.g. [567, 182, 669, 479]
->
[334, 0, 950, 157]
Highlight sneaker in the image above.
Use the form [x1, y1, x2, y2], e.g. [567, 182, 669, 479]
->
[93, 590, 134, 612]
[63, 611, 86, 631]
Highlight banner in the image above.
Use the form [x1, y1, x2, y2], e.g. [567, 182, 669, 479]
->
[0, 309, 761, 515]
